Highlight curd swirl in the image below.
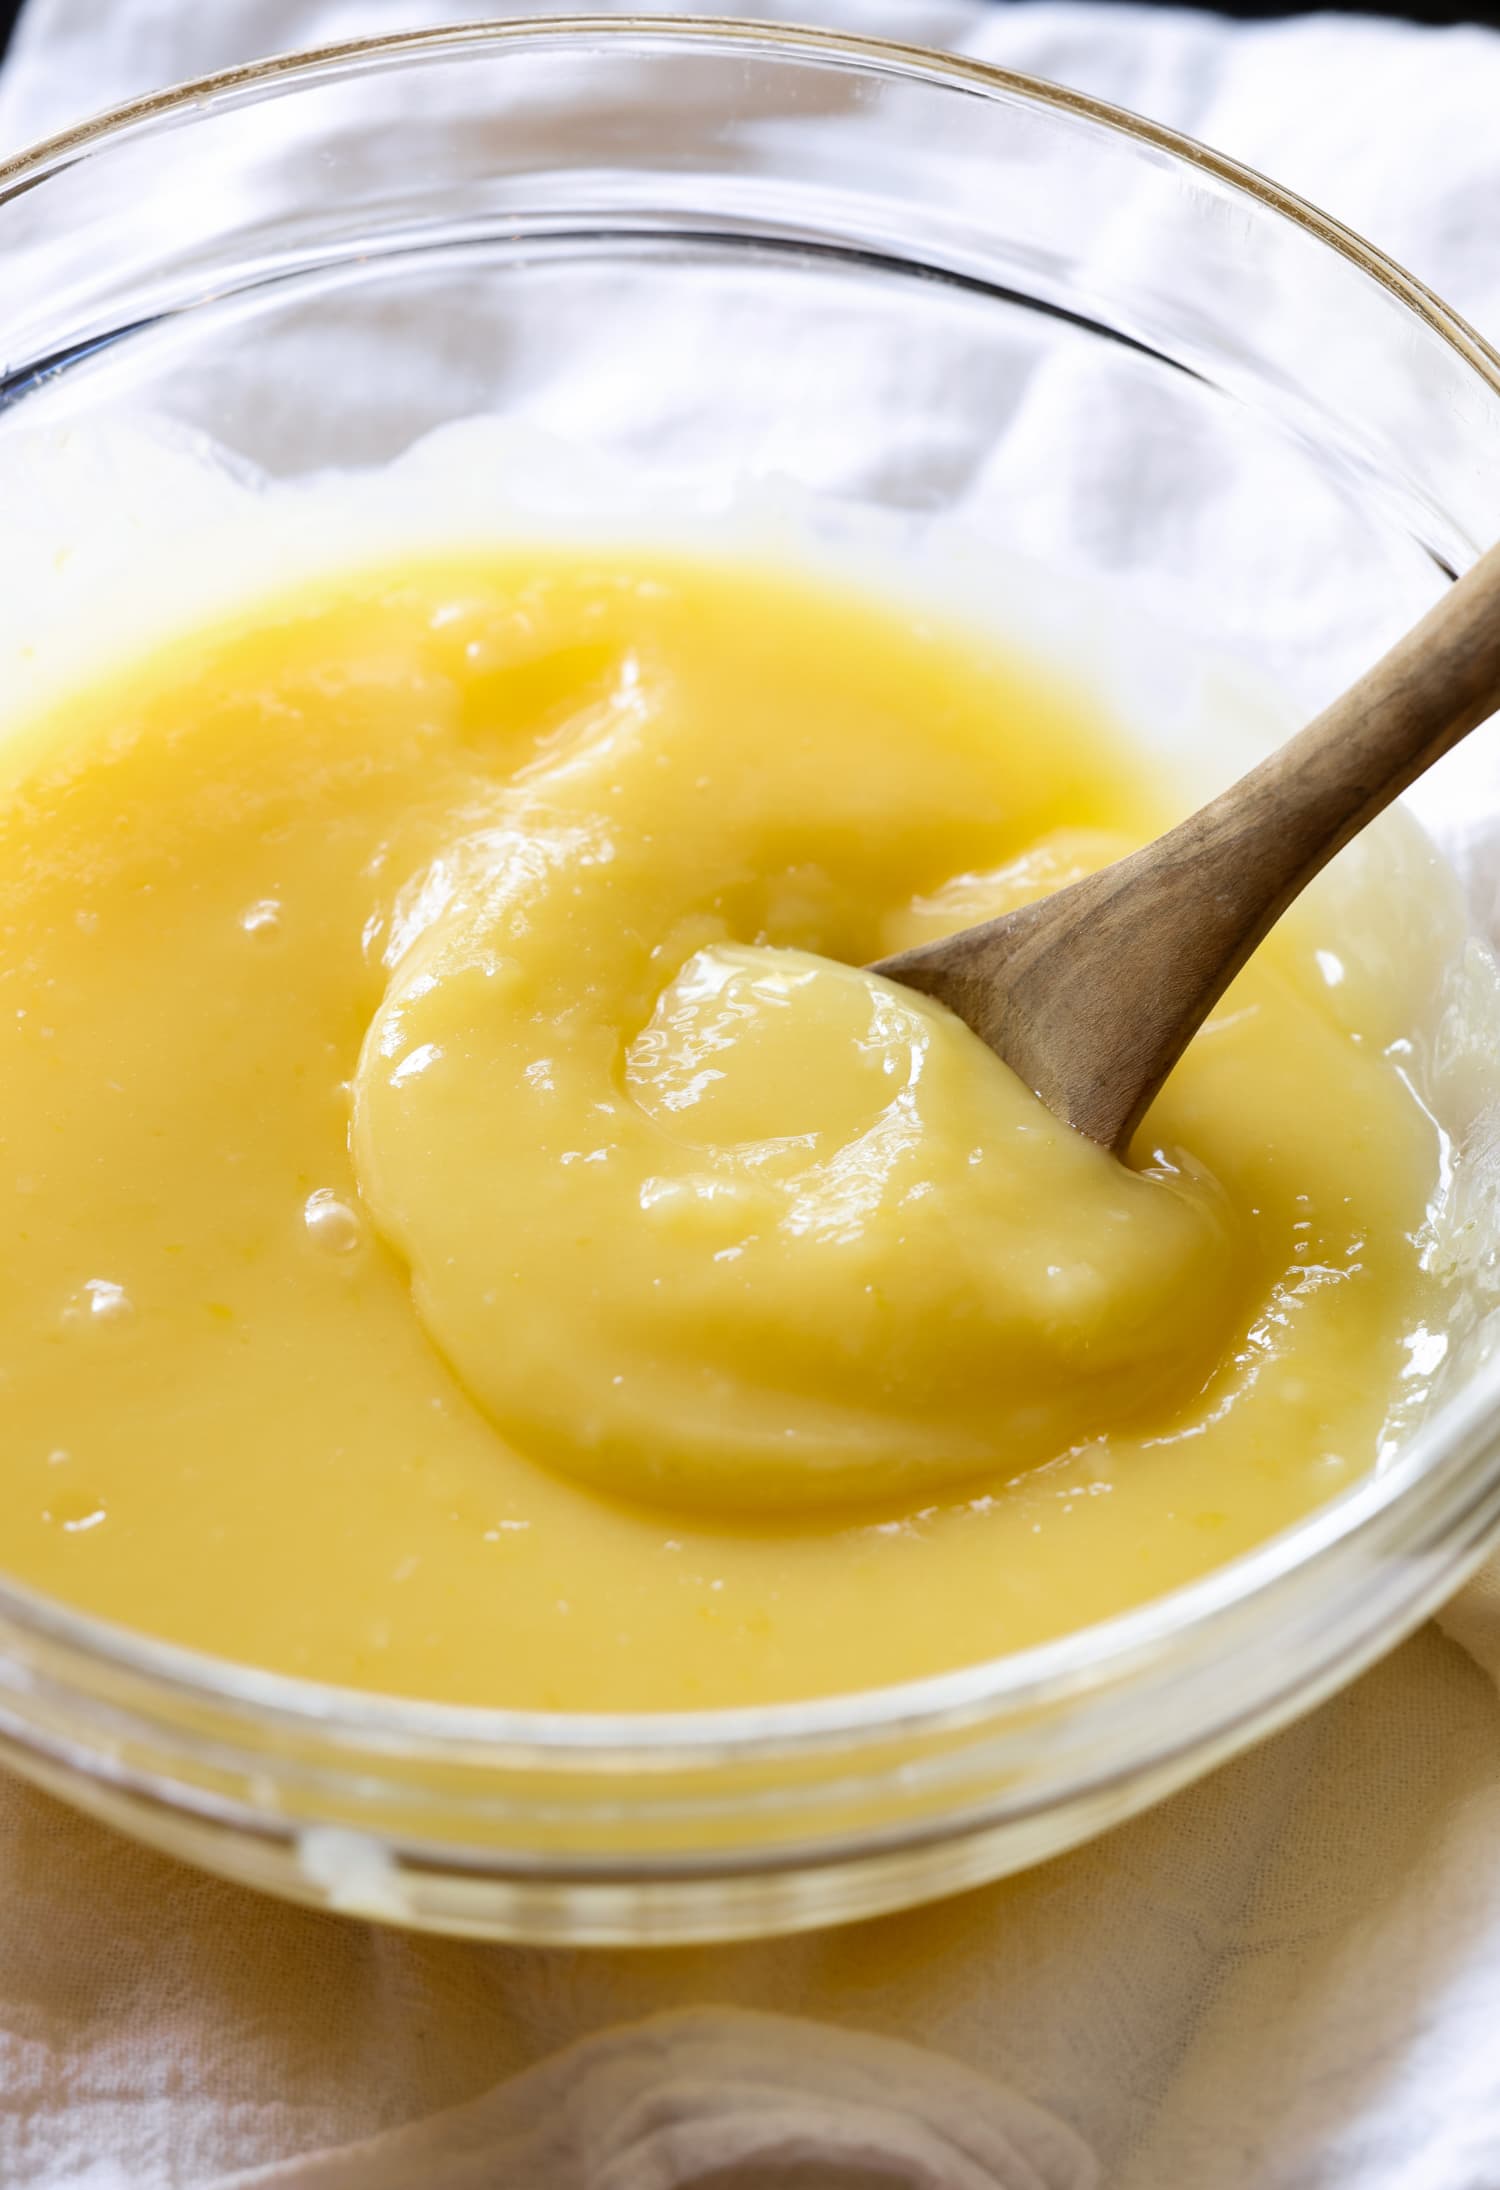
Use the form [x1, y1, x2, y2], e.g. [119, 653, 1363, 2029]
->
[0, 549, 1450, 1707]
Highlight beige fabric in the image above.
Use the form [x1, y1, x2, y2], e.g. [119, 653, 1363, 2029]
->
[0, 1625, 1496, 2186]
[5, 3, 1500, 2185]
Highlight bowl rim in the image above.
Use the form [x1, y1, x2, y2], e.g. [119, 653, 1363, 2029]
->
[3, 5, 1499, 399]
[2, 11, 1499, 1762]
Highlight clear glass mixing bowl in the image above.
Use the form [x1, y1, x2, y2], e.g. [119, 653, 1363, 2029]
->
[2, 18, 1500, 1945]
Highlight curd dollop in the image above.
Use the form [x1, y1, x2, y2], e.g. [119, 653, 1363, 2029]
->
[0, 548, 1450, 1707]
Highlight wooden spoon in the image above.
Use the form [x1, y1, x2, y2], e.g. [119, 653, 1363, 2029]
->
[873, 540, 1500, 1155]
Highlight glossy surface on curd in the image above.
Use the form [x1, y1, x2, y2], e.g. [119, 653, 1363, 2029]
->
[0, 550, 1449, 1707]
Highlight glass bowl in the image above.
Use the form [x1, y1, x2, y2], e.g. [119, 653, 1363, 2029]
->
[1, 17, 1500, 1947]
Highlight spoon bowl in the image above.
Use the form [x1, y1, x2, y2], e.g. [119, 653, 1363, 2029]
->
[875, 539, 1500, 1150]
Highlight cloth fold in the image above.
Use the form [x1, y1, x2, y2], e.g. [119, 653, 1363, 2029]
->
[6, 4, 1500, 2188]
[216, 2009, 1100, 2190]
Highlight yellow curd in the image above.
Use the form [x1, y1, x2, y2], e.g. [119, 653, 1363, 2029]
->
[0, 548, 1449, 1708]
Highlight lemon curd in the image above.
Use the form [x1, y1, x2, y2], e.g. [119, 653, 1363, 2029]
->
[0, 548, 1453, 1709]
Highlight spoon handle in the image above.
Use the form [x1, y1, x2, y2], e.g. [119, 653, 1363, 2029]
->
[876, 537, 1500, 1153]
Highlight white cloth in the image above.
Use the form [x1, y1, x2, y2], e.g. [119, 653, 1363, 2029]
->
[6, 2, 1500, 2186]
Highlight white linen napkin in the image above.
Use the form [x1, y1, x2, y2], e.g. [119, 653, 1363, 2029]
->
[7, 4, 1500, 2188]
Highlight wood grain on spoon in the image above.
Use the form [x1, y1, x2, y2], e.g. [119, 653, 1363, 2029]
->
[873, 539, 1500, 1155]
